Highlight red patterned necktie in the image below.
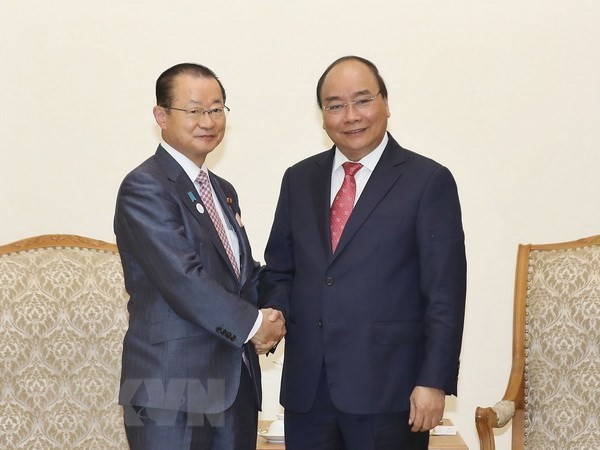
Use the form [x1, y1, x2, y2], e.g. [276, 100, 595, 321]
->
[330, 162, 363, 252]
[196, 170, 241, 280]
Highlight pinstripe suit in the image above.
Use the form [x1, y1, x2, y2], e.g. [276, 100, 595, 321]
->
[114, 145, 262, 448]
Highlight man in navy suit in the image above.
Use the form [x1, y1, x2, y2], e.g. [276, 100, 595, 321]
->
[114, 63, 285, 450]
[259, 56, 467, 449]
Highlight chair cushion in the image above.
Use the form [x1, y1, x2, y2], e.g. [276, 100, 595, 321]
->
[524, 244, 600, 449]
[0, 245, 129, 448]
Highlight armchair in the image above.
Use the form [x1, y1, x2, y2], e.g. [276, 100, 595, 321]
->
[475, 234, 600, 449]
[0, 235, 129, 448]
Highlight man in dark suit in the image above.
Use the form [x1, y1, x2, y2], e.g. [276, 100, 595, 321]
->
[259, 56, 467, 449]
[114, 63, 285, 450]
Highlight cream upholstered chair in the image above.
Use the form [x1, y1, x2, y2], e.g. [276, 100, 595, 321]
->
[475, 235, 600, 449]
[0, 234, 129, 449]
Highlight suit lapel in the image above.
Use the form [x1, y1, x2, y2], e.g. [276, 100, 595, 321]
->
[332, 138, 406, 259]
[210, 173, 250, 285]
[176, 176, 238, 282]
[155, 147, 202, 226]
[155, 147, 240, 282]
[310, 150, 336, 258]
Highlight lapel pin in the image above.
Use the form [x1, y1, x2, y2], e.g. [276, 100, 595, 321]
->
[196, 203, 204, 214]
[226, 197, 233, 205]
[235, 213, 244, 228]
[187, 191, 198, 202]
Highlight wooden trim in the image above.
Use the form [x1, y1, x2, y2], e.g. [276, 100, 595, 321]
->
[475, 406, 498, 450]
[504, 243, 528, 409]
[512, 409, 525, 449]
[505, 243, 529, 448]
[0, 234, 117, 254]
[530, 234, 600, 251]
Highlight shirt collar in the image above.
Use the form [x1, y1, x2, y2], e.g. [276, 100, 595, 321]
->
[161, 141, 208, 182]
[332, 133, 389, 172]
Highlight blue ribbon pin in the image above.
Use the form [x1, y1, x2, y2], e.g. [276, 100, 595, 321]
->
[187, 191, 197, 202]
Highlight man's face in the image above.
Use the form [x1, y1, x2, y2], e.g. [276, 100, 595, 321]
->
[320, 60, 390, 161]
[154, 74, 226, 166]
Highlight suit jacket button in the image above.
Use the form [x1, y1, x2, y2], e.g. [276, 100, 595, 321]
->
[231, 334, 237, 341]
[317, 320, 323, 328]
[325, 276, 334, 286]
[216, 326, 223, 333]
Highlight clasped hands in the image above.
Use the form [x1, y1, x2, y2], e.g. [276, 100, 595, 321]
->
[251, 308, 286, 355]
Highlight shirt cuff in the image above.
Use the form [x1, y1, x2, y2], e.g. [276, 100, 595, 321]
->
[245, 310, 262, 343]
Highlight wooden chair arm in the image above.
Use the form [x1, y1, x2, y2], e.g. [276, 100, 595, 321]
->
[475, 400, 515, 450]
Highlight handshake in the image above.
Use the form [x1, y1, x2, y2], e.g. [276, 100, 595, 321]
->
[251, 308, 286, 355]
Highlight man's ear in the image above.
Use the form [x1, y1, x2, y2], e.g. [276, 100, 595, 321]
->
[153, 105, 168, 130]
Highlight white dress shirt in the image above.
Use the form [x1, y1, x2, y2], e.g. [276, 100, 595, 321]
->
[330, 133, 388, 206]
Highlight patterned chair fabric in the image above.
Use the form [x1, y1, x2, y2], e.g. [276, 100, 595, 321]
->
[524, 244, 600, 449]
[475, 235, 600, 450]
[0, 235, 129, 449]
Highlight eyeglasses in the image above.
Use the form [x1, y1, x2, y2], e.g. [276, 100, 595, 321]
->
[166, 105, 230, 119]
[322, 93, 381, 115]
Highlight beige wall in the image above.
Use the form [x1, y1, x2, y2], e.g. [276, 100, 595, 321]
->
[2, 1, 599, 448]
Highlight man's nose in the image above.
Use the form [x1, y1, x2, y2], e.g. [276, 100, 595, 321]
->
[342, 103, 361, 121]
[197, 112, 216, 127]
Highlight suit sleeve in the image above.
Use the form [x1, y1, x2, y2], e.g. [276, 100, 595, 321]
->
[114, 169, 258, 348]
[415, 165, 467, 395]
[258, 168, 294, 318]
